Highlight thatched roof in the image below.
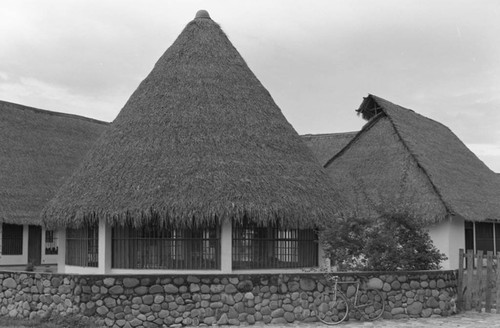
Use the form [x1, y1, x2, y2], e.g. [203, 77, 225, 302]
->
[0, 100, 108, 225]
[42, 11, 342, 229]
[324, 94, 500, 223]
[301, 132, 357, 166]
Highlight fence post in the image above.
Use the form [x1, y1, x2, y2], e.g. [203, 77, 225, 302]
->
[465, 250, 474, 310]
[475, 250, 483, 312]
[457, 249, 464, 310]
[485, 251, 493, 312]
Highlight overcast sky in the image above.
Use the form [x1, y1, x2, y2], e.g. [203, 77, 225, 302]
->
[1, 0, 499, 171]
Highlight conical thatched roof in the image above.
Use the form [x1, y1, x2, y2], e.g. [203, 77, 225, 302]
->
[0, 100, 107, 225]
[42, 11, 342, 229]
[301, 132, 357, 166]
[325, 94, 500, 223]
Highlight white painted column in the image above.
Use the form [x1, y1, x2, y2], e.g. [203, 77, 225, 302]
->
[57, 228, 66, 273]
[0, 223, 3, 256]
[22, 225, 29, 264]
[97, 219, 112, 274]
[41, 227, 46, 263]
[220, 220, 232, 273]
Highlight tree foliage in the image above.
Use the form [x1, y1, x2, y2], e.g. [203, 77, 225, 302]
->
[319, 214, 447, 271]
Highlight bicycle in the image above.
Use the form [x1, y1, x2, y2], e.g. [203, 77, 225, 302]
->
[315, 273, 385, 324]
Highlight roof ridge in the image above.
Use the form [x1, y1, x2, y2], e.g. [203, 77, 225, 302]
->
[0, 99, 110, 125]
[324, 113, 384, 168]
[370, 96, 454, 216]
[368, 94, 457, 135]
[301, 131, 358, 138]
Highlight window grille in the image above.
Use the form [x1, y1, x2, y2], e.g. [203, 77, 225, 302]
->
[45, 230, 58, 255]
[2, 223, 23, 255]
[232, 219, 318, 269]
[112, 223, 220, 270]
[465, 221, 500, 254]
[475, 222, 494, 253]
[66, 223, 98, 267]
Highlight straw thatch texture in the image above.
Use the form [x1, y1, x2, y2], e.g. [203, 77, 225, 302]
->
[301, 132, 356, 166]
[325, 94, 500, 223]
[42, 15, 342, 229]
[0, 100, 108, 225]
[325, 115, 448, 223]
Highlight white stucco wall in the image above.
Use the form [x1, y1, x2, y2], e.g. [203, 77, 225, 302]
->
[428, 215, 465, 270]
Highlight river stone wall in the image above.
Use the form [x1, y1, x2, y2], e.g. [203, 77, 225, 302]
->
[0, 271, 457, 327]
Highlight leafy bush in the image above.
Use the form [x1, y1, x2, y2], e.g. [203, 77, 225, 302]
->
[320, 213, 447, 271]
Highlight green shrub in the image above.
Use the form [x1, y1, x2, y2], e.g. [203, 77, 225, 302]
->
[320, 213, 447, 271]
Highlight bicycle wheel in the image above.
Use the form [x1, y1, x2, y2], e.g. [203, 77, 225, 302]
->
[316, 291, 349, 325]
[356, 289, 385, 321]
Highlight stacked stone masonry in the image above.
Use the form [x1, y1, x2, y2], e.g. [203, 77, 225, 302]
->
[0, 271, 457, 327]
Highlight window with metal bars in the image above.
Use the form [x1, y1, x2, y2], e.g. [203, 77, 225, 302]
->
[232, 219, 318, 269]
[111, 223, 220, 270]
[465, 221, 500, 254]
[66, 223, 98, 267]
[475, 222, 494, 253]
[1, 223, 24, 255]
[45, 230, 58, 255]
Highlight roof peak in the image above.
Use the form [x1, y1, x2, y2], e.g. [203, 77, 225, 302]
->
[195, 10, 211, 19]
[42, 10, 341, 228]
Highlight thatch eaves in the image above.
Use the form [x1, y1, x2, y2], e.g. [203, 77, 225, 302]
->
[41, 12, 342, 229]
[0, 100, 108, 225]
[325, 94, 500, 223]
[301, 132, 357, 166]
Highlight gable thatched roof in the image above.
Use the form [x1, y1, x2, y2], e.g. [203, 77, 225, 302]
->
[42, 11, 342, 229]
[301, 132, 357, 166]
[0, 100, 108, 225]
[324, 94, 500, 223]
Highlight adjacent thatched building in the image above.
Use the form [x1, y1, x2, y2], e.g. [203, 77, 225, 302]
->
[322, 94, 500, 269]
[301, 132, 356, 166]
[42, 11, 341, 274]
[0, 100, 107, 267]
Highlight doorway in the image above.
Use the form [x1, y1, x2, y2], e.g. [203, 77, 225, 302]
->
[28, 225, 42, 266]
